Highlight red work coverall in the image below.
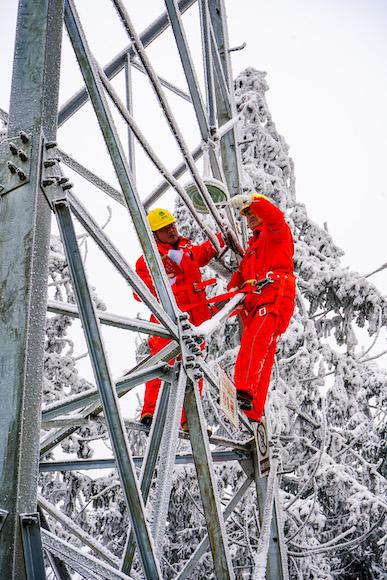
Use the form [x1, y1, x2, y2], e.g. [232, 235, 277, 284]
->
[227, 197, 295, 421]
[135, 235, 221, 423]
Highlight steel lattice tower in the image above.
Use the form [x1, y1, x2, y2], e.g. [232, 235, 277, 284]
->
[0, 1, 288, 578]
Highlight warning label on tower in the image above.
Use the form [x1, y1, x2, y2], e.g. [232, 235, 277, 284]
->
[255, 418, 270, 477]
[218, 367, 239, 428]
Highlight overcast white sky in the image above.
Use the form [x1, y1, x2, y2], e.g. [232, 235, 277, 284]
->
[1, 0, 387, 380]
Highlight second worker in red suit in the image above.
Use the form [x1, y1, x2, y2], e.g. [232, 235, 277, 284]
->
[135, 207, 223, 431]
[228, 193, 296, 423]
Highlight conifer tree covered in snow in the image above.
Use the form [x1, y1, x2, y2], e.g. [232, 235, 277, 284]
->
[38, 69, 386, 579]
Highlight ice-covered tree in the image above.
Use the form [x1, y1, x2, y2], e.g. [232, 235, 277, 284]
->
[39, 68, 386, 579]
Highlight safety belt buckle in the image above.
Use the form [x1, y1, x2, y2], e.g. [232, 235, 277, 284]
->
[258, 306, 267, 316]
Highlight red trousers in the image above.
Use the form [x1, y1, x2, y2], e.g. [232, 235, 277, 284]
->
[234, 298, 293, 422]
[141, 335, 203, 426]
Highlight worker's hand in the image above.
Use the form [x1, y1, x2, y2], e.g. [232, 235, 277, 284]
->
[229, 194, 254, 210]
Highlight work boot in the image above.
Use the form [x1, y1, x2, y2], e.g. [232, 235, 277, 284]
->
[236, 390, 253, 411]
[140, 414, 153, 428]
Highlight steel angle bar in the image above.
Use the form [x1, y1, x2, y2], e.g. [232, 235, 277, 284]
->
[199, 0, 217, 130]
[38, 508, 72, 580]
[121, 381, 171, 574]
[254, 454, 282, 580]
[183, 378, 235, 579]
[142, 114, 238, 210]
[57, 147, 125, 205]
[38, 495, 120, 567]
[67, 191, 177, 337]
[176, 475, 254, 580]
[0, 1, 64, 576]
[164, 0, 209, 139]
[65, 0, 177, 324]
[150, 366, 187, 558]
[47, 299, 171, 338]
[42, 361, 170, 422]
[208, 1, 243, 201]
[143, 143, 202, 210]
[54, 199, 161, 579]
[192, 292, 244, 338]
[208, 19, 231, 114]
[124, 54, 135, 175]
[130, 58, 192, 103]
[20, 513, 47, 580]
[41, 529, 130, 580]
[58, 0, 197, 125]
[39, 450, 249, 472]
[111, 0, 226, 234]
[98, 69, 221, 252]
[39, 341, 180, 457]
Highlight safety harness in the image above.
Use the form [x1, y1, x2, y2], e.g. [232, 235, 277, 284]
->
[181, 272, 293, 317]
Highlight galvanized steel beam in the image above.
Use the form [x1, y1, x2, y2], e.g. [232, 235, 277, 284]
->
[58, 0, 197, 126]
[64, 0, 178, 323]
[54, 198, 161, 579]
[183, 379, 235, 579]
[176, 475, 254, 580]
[67, 191, 178, 337]
[0, 1, 64, 576]
[47, 299, 172, 338]
[121, 382, 171, 574]
[41, 361, 172, 422]
[39, 450, 250, 471]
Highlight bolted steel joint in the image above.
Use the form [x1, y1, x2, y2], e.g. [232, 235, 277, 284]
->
[42, 177, 57, 187]
[18, 149, 28, 162]
[45, 140, 57, 150]
[7, 162, 17, 174]
[44, 157, 59, 168]
[9, 142, 18, 155]
[19, 131, 30, 143]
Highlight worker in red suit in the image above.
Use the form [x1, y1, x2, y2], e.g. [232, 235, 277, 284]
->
[135, 208, 223, 431]
[228, 193, 296, 422]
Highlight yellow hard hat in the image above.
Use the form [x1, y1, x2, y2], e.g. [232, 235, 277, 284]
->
[147, 208, 176, 232]
[240, 193, 270, 215]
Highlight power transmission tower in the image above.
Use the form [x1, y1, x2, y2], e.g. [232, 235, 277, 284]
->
[0, 1, 289, 578]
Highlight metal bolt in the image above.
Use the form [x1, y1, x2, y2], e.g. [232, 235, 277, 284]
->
[182, 323, 190, 330]
[186, 363, 194, 369]
[194, 373, 202, 380]
[57, 176, 69, 185]
[45, 141, 57, 150]
[186, 355, 195, 361]
[9, 142, 18, 155]
[7, 162, 17, 174]
[19, 131, 29, 143]
[18, 149, 28, 162]
[43, 158, 58, 168]
[43, 178, 56, 187]
[17, 169, 26, 181]
[62, 182, 73, 191]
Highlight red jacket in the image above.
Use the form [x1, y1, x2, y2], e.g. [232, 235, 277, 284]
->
[227, 197, 295, 315]
[135, 234, 222, 326]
